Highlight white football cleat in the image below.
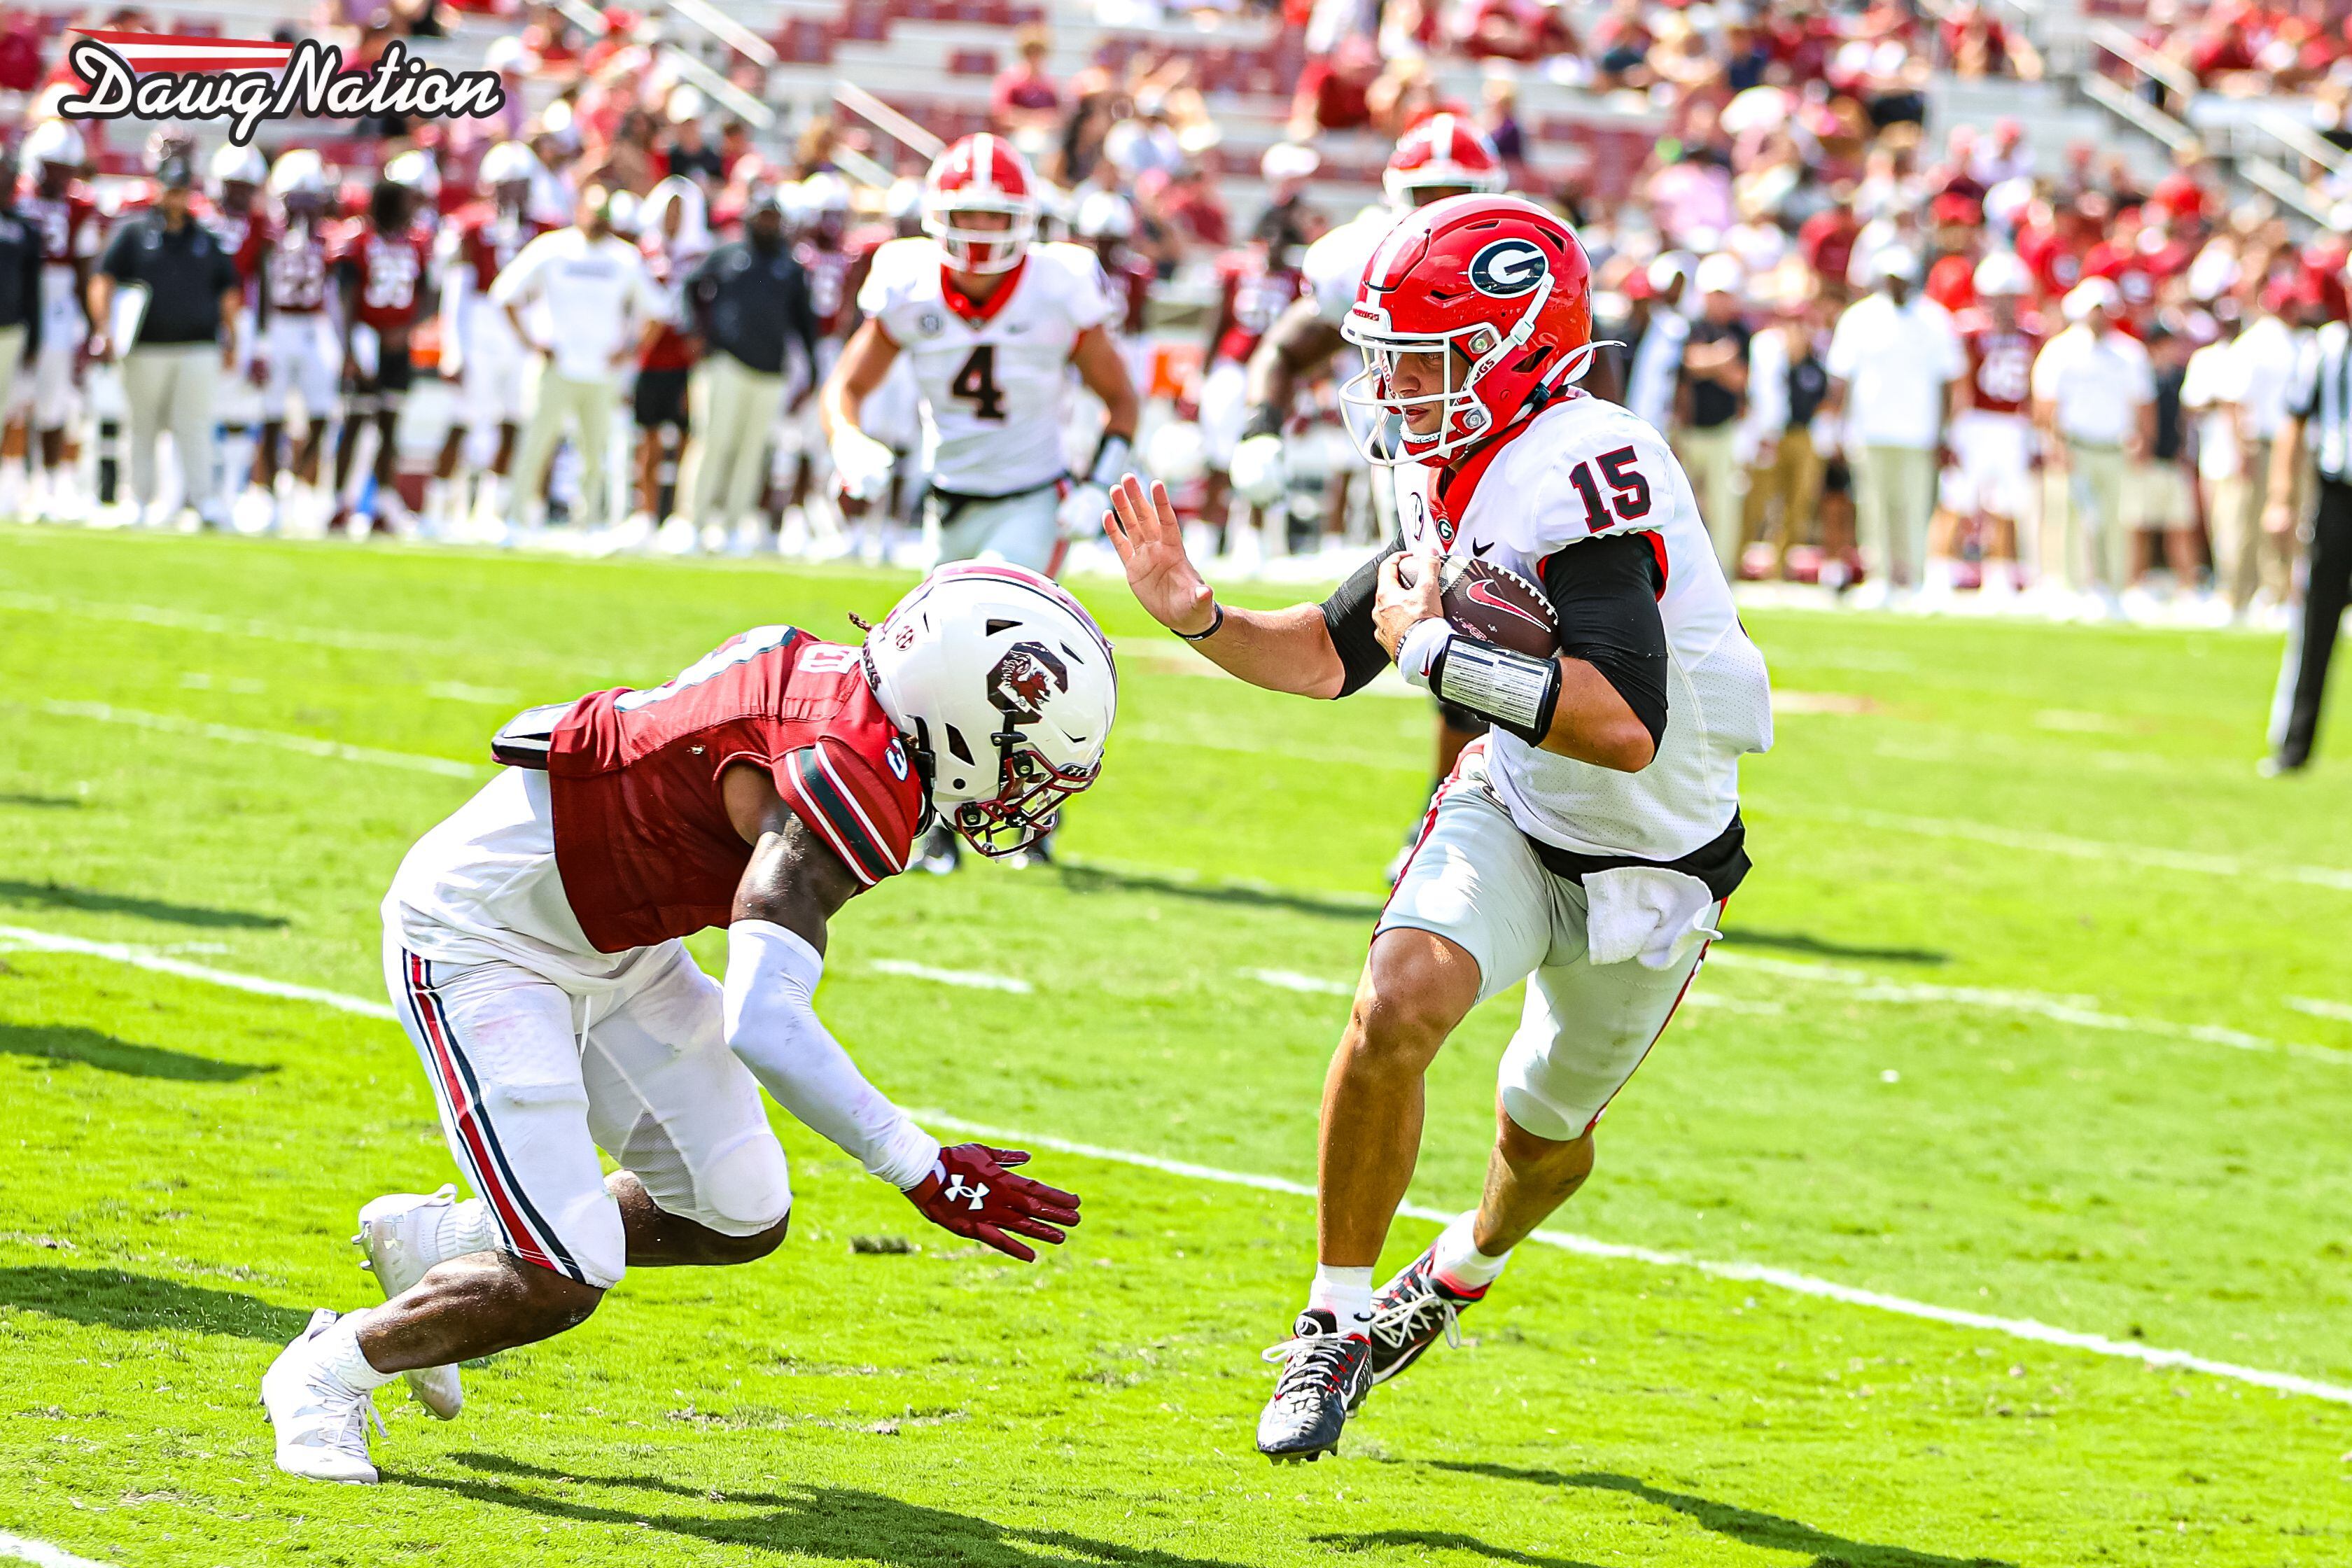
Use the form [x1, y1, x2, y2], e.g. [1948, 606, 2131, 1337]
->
[262, 1308, 383, 1484]
[356, 1186, 464, 1420]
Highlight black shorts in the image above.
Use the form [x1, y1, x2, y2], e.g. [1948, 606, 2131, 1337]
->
[356, 343, 412, 398]
[634, 367, 690, 430]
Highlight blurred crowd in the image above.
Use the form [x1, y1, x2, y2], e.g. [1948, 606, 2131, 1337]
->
[0, 0, 2341, 629]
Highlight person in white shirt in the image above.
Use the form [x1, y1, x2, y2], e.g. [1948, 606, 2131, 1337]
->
[491, 186, 667, 536]
[2182, 314, 2260, 618]
[2231, 288, 2308, 615]
[2031, 279, 2155, 612]
[1823, 248, 1963, 604]
[1623, 255, 1690, 435]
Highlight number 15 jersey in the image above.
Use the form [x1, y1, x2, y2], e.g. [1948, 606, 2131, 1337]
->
[859, 237, 1116, 497]
[1391, 394, 1774, 862]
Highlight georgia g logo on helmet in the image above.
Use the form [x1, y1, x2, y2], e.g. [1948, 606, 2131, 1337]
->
[1468, 237, 1550, 298]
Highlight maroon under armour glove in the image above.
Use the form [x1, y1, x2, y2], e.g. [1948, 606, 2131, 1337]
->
[902, 1143, 1082, 1262]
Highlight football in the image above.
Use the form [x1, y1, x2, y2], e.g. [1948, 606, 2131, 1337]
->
[1402, 554, 1562, 657]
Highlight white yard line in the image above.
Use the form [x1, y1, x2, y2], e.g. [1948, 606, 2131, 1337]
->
[5, 920, 2345, 1406]
[30, 700, 485, 780]
[2287, 996, 2352, 1023]
[1706, 951, 2352, 1066]
[1772, 804, 2352, 894]
[865, 959, 1033, 994]
[0, 1530, 113, 1567]
[1240, 967, 1354, 997]
[918, 1110, 2352, 1406]
[0, 925, 397, 1021]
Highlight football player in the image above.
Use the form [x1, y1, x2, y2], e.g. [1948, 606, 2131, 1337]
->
[263, 564, 1112, 1483]
[1935, 251, 2043, 601]
[629, 175, 710, 543]
[426, 141, 550, 538]
[255, 152, 340, 526]
[330, 170, 435, 535]
[1198, 225, 1309, 550]
[1103, 196, 1773, 1462]
[823, 134, 1139, 872]
[822, 136, 1139, 581]
[204, 143, 275, 527]
[1229, 117, 1508, 878]
[12, 120, 98, 521]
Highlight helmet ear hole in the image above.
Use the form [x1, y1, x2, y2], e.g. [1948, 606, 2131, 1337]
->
[1513, 346, 1550, 374]
[945, 724, 975, 765]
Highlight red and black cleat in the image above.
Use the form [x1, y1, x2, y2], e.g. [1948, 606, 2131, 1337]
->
[1365, 1244, 1485, 1387]
[1256, 1310, 1373, 1463]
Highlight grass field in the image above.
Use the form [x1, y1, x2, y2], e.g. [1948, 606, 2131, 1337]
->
[2, 523, 2351, 1567]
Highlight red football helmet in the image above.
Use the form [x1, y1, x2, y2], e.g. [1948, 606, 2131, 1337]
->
[1383, 114, 1507, 209]
[923, 133, 1038, 275]
[1340, 195, 1595, 466]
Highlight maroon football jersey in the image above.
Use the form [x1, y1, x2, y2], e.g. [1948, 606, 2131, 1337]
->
[546, 626, 925, 952]
[449, 202, 550, 294]
[332, 220, 433, 331]
[268, 223, 333, 313]
[1956, 311, 2045, 416]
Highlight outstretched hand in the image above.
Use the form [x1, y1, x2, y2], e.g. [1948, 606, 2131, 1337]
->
[902, 1143, 1082, 1263]
[1102, 475, 1217, 638]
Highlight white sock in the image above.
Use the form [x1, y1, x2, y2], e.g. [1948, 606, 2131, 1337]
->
[313, 1310, 398, 1395]
[1430, 1211, 1511, 1292]
[432, 1197, 497, 1264]
[1306, 1265, 1374, 1334]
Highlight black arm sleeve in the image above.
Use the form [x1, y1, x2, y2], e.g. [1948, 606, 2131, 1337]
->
[1318, 533, 1406, 698]
[1541, 531, 1669, 747]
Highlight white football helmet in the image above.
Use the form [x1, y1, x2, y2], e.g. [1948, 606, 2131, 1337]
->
[384, 149, 440, 197]
[864, 563, 1116, 856]
[269, 148, 329, 199]
[209, 143, 267, 192]
[1075, 190, 1135, 242]
[479, 140, 542, 192]
[21, 120, 83, 172]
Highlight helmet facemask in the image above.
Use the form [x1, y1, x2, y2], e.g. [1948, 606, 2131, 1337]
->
[1340, 265, 1563, 465]
[925, 200, 1035, 275]
[951, 731, 1098, 855]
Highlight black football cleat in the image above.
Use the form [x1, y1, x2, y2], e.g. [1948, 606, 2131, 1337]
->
[1256, 1310, 1373, 1462]
[1364, 1243, 1485, 1387]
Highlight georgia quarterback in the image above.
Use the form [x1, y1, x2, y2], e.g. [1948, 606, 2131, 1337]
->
[1103, 195, 1773, 1462]
[821, 134, 1139, 578]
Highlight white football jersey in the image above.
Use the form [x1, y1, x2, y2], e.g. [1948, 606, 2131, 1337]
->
[860, 237, 1115, 495]
[1306, 206, 1394, 326]
[1392, 395, 1774, 861]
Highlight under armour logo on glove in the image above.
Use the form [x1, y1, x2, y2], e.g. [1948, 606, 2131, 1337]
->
[904, 1142, 1082, 1262]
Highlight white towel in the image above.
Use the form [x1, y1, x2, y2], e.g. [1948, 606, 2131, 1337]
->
[1583, 866, 1721, 969]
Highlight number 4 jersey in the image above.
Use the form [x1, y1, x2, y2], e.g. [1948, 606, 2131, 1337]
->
[387, 627, 926, 980]
[858, 236, 1116, 496]
[1390, 394, 1774, 864]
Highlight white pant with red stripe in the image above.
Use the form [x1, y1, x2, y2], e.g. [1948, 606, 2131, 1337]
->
[383, 930, 792, 1289]
[1377, 746, 1715, 1142]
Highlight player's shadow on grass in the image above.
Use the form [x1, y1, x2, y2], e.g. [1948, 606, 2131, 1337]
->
[0, 792, 83, 808]
[1054, 862, 1381, 923]
[1310, 1530, 1604, 1567]
[0, 878, 288, 930]
[0, 1021, 276, 1081]
[0, 1266, 309, 1342]
[1715, 927, 1947, 966]
[411, 1452, 1259, 1568]
[1430, 1465, 2015, 1568]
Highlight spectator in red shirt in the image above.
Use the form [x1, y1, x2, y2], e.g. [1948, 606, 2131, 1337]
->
[990, 27, 1062, 141]
[1798, 194, 1861, 294]
[1288, 34, 1379, 139]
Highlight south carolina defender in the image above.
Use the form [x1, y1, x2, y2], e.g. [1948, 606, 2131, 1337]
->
[262, 564, 1114, 1483]
[1104, 196, 1772, 1462]
[822, 134, 1139, 580]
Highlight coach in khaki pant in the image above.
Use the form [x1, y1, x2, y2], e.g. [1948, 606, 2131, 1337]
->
[87, 155, 239, 527]
[1823, 248, 1962, 603]
[680, 187, 818, 542]
[492, 187, 665, 533]
[2031, 280, 2154, 614]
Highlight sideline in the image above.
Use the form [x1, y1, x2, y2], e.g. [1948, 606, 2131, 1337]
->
[4, 920, 2346, 1407]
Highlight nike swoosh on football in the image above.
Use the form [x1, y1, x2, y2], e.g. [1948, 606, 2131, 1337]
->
[1462, 578, 1553, 630]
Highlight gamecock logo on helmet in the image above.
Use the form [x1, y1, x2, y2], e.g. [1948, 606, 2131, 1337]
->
[988, 642, 1069, 720]
[1468, 238, 1550, 298]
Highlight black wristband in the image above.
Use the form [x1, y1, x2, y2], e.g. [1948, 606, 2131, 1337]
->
[1175, 603, 1225, 642]
[1240, 403, 1283, 442]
